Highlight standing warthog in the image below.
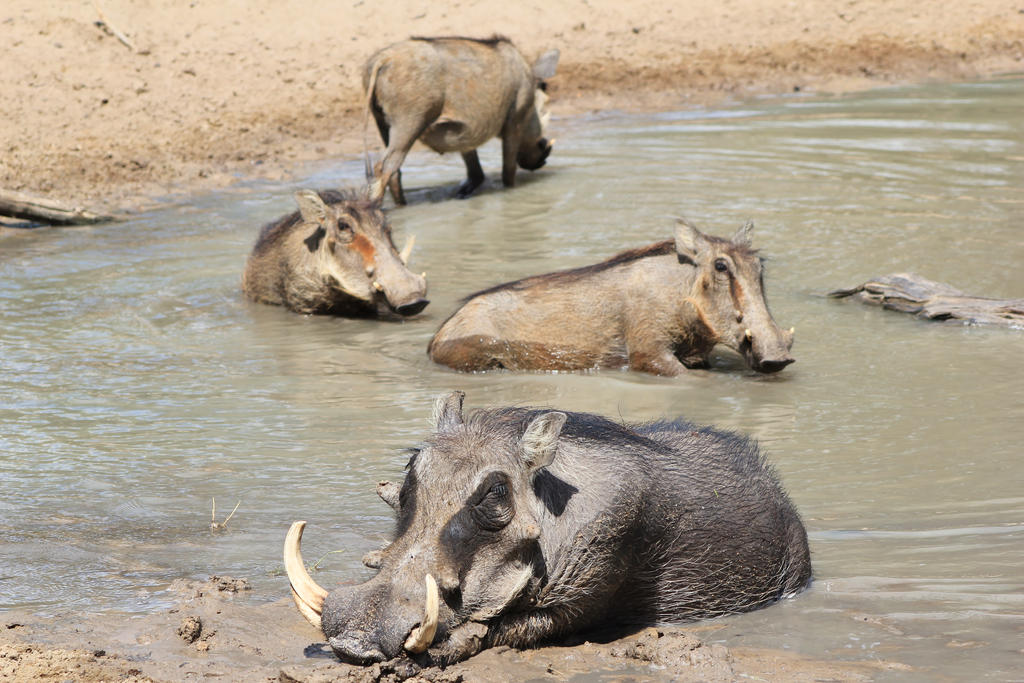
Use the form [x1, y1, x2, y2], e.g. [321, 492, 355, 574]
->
[242, 189, 428, 317]
[428, 219, 794, 375]
[285, 391, 812, 665]
[363, 36, 559, 204]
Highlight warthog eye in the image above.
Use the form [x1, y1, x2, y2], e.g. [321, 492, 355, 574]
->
[470, 473, 513, 531]
[714, 258, 729, 273]
[334, 219, 354, 242]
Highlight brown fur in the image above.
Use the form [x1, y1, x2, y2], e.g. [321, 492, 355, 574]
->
[362, 37, 558, 204]
[428, 221, 794, 375]
[349, 233, 377, 270]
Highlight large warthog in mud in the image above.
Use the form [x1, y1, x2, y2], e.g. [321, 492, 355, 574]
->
[242, 189, 428, 317]
[285, 391, 812, 665]
[363, 36, 559, 204]
[428, 219, 794, 375]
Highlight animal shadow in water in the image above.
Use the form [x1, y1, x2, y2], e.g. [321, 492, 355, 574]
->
[386, 168, 550, 208]
[704, 348, 793, 380]
[303, 642, 337, 659]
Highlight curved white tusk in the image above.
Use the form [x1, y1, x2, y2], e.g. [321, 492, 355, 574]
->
[399, 234, 416, 265]
[420, 272, 427, 280]
[403, 574, 439, 654]
[284, 521, 329, 631]
[745, 328, 752, 340]
[548, 138, 557, 147]
[372, 281, 384, 292]
[789, 327, 795, 335]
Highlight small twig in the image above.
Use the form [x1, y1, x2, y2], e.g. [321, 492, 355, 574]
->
[308, 549, 347, 572]
[93, 0, 136, 52]
[210, 497, 241, 530]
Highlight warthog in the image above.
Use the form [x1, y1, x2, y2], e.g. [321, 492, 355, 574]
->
[363, 36, 559, 204]
[428, 219, 795, 375]
[285, 391, 812, 664]
[242, 189, 428, 317]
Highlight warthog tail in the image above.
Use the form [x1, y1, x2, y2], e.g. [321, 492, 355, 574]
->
[362, 59, 385, 183]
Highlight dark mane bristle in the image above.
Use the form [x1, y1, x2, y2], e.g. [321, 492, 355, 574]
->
[463, 240, 676, 302]
[410, 35, 510, 47]
[251, 188, 381, 257]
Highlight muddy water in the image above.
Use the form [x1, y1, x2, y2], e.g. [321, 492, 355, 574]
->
[2, 78, 1022, 679]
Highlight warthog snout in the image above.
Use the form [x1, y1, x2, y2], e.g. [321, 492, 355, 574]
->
[743, 326, 795, 373]
[395, 298, 430, 317]
[319, 574, 436, 664]
[753, 357, 795, 373]
[327, 632, 386, 665]
[371, 247, 429, 318]
[518, 138, 553, 171]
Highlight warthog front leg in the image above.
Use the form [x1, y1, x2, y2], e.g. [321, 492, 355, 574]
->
[628, 349, 690, 376]
[456, 151, 486, 199]
[625, 326, 692, 376]
[500, 130, 521, 188]
[425, 621, 488, 665]
[373, 120, 430, 206]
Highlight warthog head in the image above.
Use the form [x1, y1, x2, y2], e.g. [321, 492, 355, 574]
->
[295, 190, 428, 317]
[285, 391, 560, 664]
[675, 219, 794, 373]
[515, 49, 560, 172]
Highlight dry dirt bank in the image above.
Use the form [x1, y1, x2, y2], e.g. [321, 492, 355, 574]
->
[2, 0, 1023, 214]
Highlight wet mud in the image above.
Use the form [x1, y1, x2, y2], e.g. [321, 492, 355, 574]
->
[0, 578, 909, 682]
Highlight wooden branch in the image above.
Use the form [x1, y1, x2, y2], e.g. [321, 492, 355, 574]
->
[93, 0, 136, 52]
[829, 273, 1024, 328]
[0, 189, 119, 226]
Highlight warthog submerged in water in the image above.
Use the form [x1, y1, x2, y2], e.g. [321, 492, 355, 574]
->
[285, 391, 812, 665]
[363, 36, 559, 204]
[242, 189, 428, 317]
[428, 219, 794, 375]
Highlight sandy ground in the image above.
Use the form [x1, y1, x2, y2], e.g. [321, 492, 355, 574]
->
[2, 0, 1023, 214]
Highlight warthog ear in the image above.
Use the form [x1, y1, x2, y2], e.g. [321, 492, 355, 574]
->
[521, 412, 567, 471]
[432, 391, 466, 432]
[533, 49, 560, 80]
[376, 480, 400, 509]
[294, 190, 330, 226]
[674, 218, 708, 265]
[732, 220, 754, 247]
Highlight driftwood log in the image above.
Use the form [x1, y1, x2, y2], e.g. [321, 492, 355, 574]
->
[829, 273, 1024, 328]
[0, 189, 118, 226]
